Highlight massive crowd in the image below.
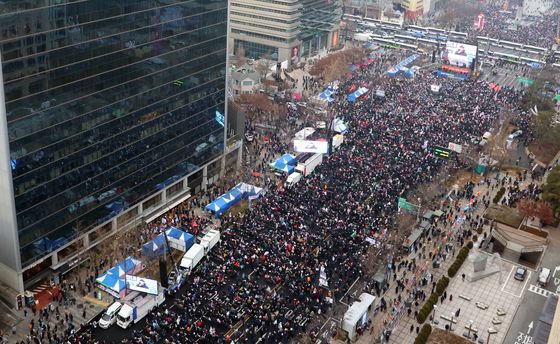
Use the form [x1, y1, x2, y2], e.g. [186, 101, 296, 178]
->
[54, 46, 535, 344]
[459, 2, 560, 48]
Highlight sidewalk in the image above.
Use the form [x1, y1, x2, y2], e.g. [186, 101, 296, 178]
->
[352, 170, 517, 343]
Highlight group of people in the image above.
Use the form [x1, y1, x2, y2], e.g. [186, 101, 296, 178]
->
[459, 1, 560, 49]
[61, 43, 538, 344]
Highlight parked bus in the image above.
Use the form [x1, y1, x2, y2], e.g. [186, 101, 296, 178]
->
[371, 37, 417, 50]
[494, 51, 521, 63]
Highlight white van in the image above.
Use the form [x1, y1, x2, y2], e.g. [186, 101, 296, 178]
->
[538, 267, 550, 287]
[286, 172, 302, 187]
[98, 301, 123, 329]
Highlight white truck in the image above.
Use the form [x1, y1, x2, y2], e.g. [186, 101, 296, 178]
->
[286, 172, 302, 187]
[179, 243, 205, 274]
[116, 287, 165, 329]
[295, 153, 323, 177]
[200, 229, 220, 254]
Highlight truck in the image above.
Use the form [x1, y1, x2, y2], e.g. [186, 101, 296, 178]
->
[116, 287, 165, 329]
[179, 243, 205, 274]
[285, 172, 302, 187]
[98, 301, 122, 329]
[200, 229, 220, 254]
[295, 153, 323, 177]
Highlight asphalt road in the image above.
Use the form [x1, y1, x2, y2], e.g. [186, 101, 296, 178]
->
[503, 229, 560, 344]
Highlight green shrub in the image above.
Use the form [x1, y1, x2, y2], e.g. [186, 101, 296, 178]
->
[414, 324, 433, 344]
[493, 187, 506, 204]
[448, 246, 472, 277]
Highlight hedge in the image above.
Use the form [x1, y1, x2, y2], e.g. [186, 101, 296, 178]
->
[448, 246, 471, 277]
[414, 324, 432, 344]
[493, 187, 506, 204]
[416, 277, 450, 324]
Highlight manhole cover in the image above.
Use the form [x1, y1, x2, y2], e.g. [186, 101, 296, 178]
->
[76, 304, 84, 309]
[89, 304, 94, 309]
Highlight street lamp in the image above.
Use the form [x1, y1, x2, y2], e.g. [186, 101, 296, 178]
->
[431, 305, 438, 324]
[487, 327, 497, 344]
[449, 312, 454, 331]
[467, 320, 474, 339]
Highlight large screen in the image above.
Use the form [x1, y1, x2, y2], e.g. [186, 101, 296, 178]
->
[442, 41, 477, 69]
[293, 140, 329, 154]
[126, 275, 159, 295]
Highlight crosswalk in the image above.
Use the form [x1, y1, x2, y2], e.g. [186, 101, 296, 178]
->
[527, 284, 555, 298]
[31, 282, 51, 294]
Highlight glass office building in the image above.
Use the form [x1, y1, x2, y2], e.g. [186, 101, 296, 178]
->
[0, 0, 228, 292]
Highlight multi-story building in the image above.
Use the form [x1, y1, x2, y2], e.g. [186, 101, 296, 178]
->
[0, 0, 235, 294]
[229, 0, 341, 65]
[401, 0, 424, 19]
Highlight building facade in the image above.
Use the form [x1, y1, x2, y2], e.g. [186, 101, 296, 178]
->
[0, 0, 232, 293]
[401, 0, 424, 19]
[229, 0, 341, 65]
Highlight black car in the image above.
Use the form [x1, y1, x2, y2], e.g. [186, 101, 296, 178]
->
[514, 267, 527, 281]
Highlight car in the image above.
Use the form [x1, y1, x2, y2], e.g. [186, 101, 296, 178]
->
[168, 270, 178, 287]
[245, 132, 254, 142]
[514, 266, 527, 281]
[508, 130, 523, 140]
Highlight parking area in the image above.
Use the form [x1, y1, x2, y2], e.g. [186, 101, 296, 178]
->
[431, 256, 521, 343]
[502, 265, 531, 298]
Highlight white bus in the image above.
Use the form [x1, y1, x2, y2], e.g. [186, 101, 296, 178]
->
[519, 56, 542, 65]
[417, 37, 438, 45]
[449, 30, 468, 38]
[407, 25, 428, 32]
[523, 44, 546, 53]
[371, 37, 417, 50]
[394, 34, 416, 42]
[500, 40, 523, 48]
[427, 27, 446, 34]
[494, 51, 521, 63]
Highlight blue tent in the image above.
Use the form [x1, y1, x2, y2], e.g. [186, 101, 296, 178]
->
[348, 87, 369, 102]
[205, 182, 265, 216]
[165, 227, 195, 251]
[142, 234, 167, 257]
[278, 154, 296, 166]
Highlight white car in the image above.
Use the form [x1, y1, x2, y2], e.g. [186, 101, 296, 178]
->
[245, 132, 254, 142]
[508, 130, 522, 140]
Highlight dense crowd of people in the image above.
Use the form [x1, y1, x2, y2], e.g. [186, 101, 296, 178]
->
[458, 1, 560, 48]
[59, 50, 531, 344]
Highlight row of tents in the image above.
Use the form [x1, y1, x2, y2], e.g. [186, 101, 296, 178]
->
[96, 226, 197, 298]
[205, 182, 264, 216]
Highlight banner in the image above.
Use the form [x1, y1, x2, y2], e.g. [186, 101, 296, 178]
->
[126, 275, 159, 295]
[442, 41, 477, 69]
[293, 140, 329, 154]
[398, 197, 418, 213]
[448, 142, 463, 153]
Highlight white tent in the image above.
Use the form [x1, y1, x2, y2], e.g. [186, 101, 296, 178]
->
[342, 293, 377, 339]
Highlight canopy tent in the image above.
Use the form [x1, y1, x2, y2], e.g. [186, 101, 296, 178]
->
[272, 160, 295, 174]
[554, 94, 560, 101]
[165, 227, 195, 252]
[347, 87, 369, 102]
[236, 182, 264, 200]
[96, 256, 142, 298]
[318, 87, 336, 103]
[277, 154, 297, 166]
[205, 182, 265, 216]
[332, 118, 349, 134]
[142, 234, 167, 257]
